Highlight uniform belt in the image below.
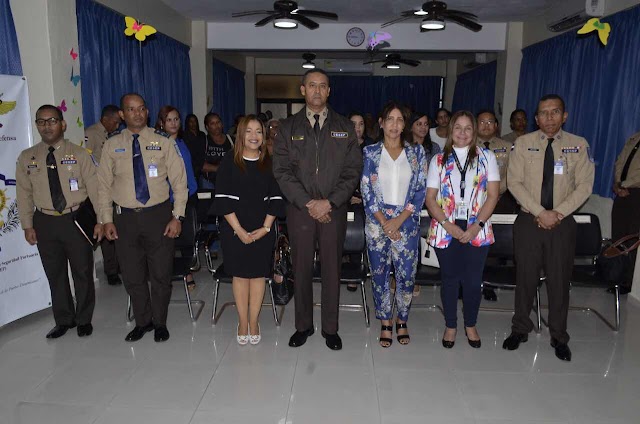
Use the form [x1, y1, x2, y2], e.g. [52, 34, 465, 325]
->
[36, 204, 81, 216]
[115, 200, 169, 214]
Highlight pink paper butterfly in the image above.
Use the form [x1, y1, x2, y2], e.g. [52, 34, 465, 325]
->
[57, 100, 67, 112]
[70, 48, 78, 60]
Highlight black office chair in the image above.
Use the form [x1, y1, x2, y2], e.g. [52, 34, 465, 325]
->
[193, 189, 218, 273]
[408, 215, 444, 315]
[313, 206, 370, 327]
[126, 204, 205, 322]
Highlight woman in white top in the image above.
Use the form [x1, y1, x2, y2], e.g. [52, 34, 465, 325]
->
[425, 110, 500, 349]
[429, 108, 452, 150]
[361, 102, 428, 348]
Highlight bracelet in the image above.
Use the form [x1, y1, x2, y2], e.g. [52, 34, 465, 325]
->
[439, 219, 447, 226]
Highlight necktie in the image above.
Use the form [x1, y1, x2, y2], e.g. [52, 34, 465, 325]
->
[132, 134, 150, 204]
[620, 139, 640, 182]
[541, 138, 554, 210]
[313, 114, 320, 135]
[47, 146, 66, 213]
[484, 141, 490, 149]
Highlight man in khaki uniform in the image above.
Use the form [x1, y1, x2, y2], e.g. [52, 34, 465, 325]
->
[502, 109, 528, 144]
[503, 95, 594, 362]
[98, 93, 187, 343]
[85, 104, 122, 285]
[16, 105, 103, 339]
[610, 131, 640, 294]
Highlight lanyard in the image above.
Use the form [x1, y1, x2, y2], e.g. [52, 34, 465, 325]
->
[451, 150, 471, 198]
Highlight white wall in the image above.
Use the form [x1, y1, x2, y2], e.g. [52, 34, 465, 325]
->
[496, 22, 524, 134]
[190, 21, 208, 121]
[96, 0, 191, 45]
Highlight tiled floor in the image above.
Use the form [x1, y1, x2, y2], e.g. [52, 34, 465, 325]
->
[1, 261, 639, 424]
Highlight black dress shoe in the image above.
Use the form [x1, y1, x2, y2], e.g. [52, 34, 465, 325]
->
[607, 286, 631, 295]
[46, 324, 76, 339]
[551, 338, 572, 361]
[502, 332, 528, 350]
[107, 274, 122, 285]
[125, 323, 154, 342]
[288, 328, 315, 347]
[77, 323, 93, 337]
[464, 328, 481, 348]
[482, 288, 497, 302]
[321, 330, 342, 350]
[154, 326, 170, 342]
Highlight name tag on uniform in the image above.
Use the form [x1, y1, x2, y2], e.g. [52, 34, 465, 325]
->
[331, 131, 348, 138]
[115, 148, 126, 153]
[455, 202, 468, 220]
[527, 148, 540, 152]
[562, 147, 580, 153]
[27, 164, 38, 169]
[69, 178, 79, 191]
[292, 135, 304, 141]
[146, 146, 161, 151]
[61, 159, 77, 165]
[493, 148, 507, 153]
[554, 159, 564, 175]
[148, 164, 158, 178]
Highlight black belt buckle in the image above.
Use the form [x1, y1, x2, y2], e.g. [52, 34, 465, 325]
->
[132, 207, 143, 213]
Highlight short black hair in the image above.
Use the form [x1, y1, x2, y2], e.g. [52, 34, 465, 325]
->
[204, 112, 221, 126]
[436, 107, 452, 118]
[509, 109, 526, 121]
[301, 68, 330, 86]
[101, 104, 119, 118]
[537, 94, 565, 114]
[36, 104, 63, 121]
[477, 109, 498, 124]
[119, 93, 145, 110]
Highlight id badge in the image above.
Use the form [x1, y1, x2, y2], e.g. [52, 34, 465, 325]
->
[69, 178, 79, 192]
[148, 164, 158, 178]
[554, 160, 564, 175]
[454, 202, 468, 220]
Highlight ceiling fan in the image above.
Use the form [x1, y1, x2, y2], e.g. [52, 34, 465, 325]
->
[231, 1, 338, 30]
[364, 53, 421, 69]
[381, 1, 482, 33]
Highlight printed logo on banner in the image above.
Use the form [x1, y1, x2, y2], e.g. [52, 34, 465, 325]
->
[0, 173, 18, 238]
[0, 93, 18, 142]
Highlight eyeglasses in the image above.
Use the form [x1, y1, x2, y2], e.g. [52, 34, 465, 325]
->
[35, 117, 61, 126]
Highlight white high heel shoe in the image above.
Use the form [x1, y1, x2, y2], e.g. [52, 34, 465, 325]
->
[249, 324, 261, 345]
[237, 324, 249, 345]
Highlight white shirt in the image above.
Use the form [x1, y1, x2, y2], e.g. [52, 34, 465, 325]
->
[427, 146, 500, 206]
[430, 128, 448, 150]
[378, 147, 412, 206]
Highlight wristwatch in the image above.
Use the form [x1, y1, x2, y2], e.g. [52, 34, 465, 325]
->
[173, 214, 185, 223]
[477, 220, 485, 228]
[263, 226, 271, 233]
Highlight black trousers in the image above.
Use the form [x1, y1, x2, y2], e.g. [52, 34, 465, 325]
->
[611, 188, 640, 287]
[114, 201, 175, 326]
[493, 191, 520, 214]
[33, 211, 95, 326]
[287, 203, 347, 334]
[99, 238, 119, 276]
[512, 212, 576, 344]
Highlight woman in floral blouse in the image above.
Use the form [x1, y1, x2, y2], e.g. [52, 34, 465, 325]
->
[425, 110, 500, 350]
[361, 102, 427, 348]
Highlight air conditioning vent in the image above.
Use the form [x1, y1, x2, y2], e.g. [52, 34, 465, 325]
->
[547, 11, 589, 32]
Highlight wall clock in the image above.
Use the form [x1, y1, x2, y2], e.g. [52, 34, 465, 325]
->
[346, 27, 365, 47]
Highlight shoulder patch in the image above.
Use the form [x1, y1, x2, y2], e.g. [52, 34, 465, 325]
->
[154, 129, 170, 138]
[107, 130, 121, 139]
[173, 141, 183, 158]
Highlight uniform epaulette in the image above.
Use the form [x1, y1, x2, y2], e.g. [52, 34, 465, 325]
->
[107, 130, 121, 139]
[154, 129, 170, 138]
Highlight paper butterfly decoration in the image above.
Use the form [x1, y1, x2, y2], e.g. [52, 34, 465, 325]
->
[577, 18, 611, 46]
[70, 67, 81, 86]
[368, 31, 392, 50]
[124, 16, 157, 42]
[72, 98, 78, 105]
[57, 99, 67, 112]
[70, 48, 78, 60]
[76, 117, 84, 128]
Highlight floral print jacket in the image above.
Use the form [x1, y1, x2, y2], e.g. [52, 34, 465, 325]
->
[427, 146, 495, 248]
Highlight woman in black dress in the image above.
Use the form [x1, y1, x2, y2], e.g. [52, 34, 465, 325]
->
[214, 115, 284, 345]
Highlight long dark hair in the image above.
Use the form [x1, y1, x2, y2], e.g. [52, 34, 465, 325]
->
[442, 110, 478, 165]
[233, 115, 271, 173]
[155, 105, 183, 139]
[406, 112, 435, 153]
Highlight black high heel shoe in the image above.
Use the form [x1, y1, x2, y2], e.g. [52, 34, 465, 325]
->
[396, 322, 410, 345]
[464, 327, 481, 348]
[379, 324, 393, 348]
[442, 328, 456, 349]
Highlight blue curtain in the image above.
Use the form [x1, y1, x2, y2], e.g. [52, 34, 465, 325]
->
[516, 5, 640, 197]
[0, 0, 22, 75]
[212, 59, 245, 131]
[452, 61, 497, 115]
[76, 0, 192, 128]
[328, 75, 442, 119]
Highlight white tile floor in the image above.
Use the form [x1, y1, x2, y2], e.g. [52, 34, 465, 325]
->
[1, 261, 640, 424]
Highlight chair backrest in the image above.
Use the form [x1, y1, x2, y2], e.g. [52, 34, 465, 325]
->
[488, 224, 514, 259]
[419, 215, 431, 238]
[574, 213, 602, 257]
[195, 189, 216, 225]
[343, 206, 366, 254]
[174, 203, 198, 250]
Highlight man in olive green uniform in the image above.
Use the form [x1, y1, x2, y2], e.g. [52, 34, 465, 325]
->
[85, 104, 122, 285]
[502, 109, 528, 144]
[503, 95, 595, 361]
[610, 131, 640, 294]
[16, 105, 103, 339]
[273, 69, 363, 351]
[97, 93, 187, 343]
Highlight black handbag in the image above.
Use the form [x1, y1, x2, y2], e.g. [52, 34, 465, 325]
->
[272, 233, 294, 305]
[73, 198, 99, 250]
[596, 233, 640, 283]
